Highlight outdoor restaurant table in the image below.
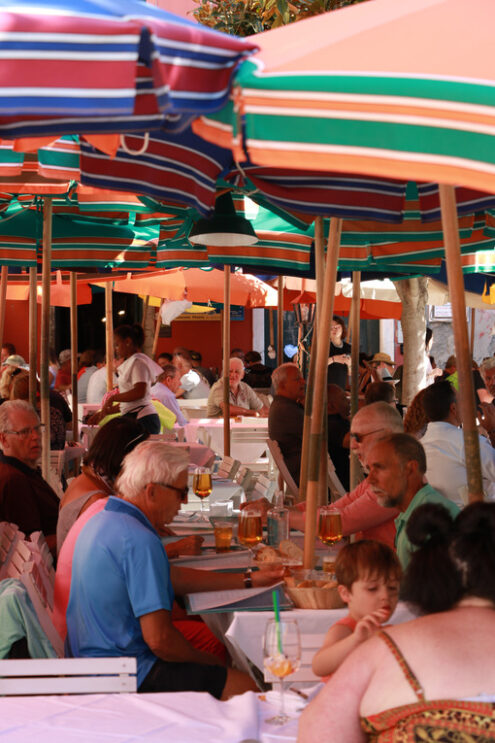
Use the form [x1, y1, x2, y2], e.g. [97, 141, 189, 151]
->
[202, 602, 416, 679]
[185, 417, 269, 463]
[0, 690, 301, 743]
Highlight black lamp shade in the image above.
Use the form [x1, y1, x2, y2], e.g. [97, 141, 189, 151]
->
[189, 192, 258, 247]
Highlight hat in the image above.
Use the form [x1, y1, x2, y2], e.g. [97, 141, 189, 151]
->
[4, 354, 27, 368]
[372, 352, 395, 366]
[59, 349, 71, 365]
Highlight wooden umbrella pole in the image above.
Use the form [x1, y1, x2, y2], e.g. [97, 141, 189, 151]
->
[152, 308, 161, 358]
[70, 272, 78, 443]
[0, 265, 7, 351]
[28, 267, 38, 409]
[142, 295, 150, 328]
[277, 275, 284, 364]
[314, 216, 327, 506]
[439, 184, 483, 501]
[223, 267, 231, 457]
[105, 282, 114, 392]
[299, 327, 317, 505]
[303, 217, 342, 569]
[40, 198, 52, 482]
[314, 217, 324, 330]
[470, 308, 476, 355]
[350, 271, 361, 490]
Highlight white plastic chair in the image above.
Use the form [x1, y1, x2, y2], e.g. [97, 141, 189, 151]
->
[0, 657, 137, 695]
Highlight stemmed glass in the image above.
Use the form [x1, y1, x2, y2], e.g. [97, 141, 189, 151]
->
[237, 507, 263, 563]
[318, 505, 343, 546]
[263, 619, 301, 725]
[192, 466, 212, 518]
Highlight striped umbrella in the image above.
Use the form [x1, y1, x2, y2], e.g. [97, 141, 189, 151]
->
[194, 0, 495, 194]
[0, 0, 258, 139]
[194, 0, 495, 551]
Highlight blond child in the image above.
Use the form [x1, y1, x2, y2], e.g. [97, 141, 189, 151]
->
[312, 540, 401, 678]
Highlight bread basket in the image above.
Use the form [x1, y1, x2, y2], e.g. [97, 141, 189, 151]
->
[284, 574, 345, 610]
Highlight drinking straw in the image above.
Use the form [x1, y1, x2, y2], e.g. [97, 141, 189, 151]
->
[272, 589, 283, 654]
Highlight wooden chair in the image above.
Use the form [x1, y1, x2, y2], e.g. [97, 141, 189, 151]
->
[0, 523, 24, 581]
[0, 657, 137, 695]
[216, 455, 241, 480]
[4, 540, 63, 657]
[266, 439, 299, 498]
[251, 473, 276, 502]
[327, 455, 347, 501]
[177, 398, 209, 420]
[233, 465, 257, 497]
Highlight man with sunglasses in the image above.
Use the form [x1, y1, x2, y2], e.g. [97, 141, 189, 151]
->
[247, 402, 403, 549]
[67, 440, 281, 699]
[0, 400, 59, 554]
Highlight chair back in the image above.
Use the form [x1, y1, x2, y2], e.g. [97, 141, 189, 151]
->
[251, 473, 276, 502]
[216, 456, 241, 480]
[327, 455, 346, 501]
[266, 439, 300, 498]
[0, 657, 137, 695]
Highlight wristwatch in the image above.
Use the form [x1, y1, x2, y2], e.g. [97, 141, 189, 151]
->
[243, 568, 253, 588]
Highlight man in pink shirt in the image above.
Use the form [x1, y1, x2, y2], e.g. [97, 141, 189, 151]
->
[247, 402, 403, 548]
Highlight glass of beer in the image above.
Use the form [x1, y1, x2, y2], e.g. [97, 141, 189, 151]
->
[214, 521, 233, 553]
[238, 507, 263, 562]
[318, 506, 343, 545]
[192, 466, 212, 515]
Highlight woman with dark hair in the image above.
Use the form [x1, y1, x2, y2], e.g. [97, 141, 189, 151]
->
[329, 315, 351, 361]
[57, 417, 150, 552]
[298, 502, 495, 742]
[101, 324, 162, 434]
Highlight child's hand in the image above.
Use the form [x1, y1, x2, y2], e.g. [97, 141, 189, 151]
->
[354, 607, 391, 642]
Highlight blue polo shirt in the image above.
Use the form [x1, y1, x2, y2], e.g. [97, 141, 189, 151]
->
[66, 496, 174, 686]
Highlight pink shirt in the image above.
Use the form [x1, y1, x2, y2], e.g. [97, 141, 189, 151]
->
[53, 498, 107, 639]
[296, 477, 397, 549]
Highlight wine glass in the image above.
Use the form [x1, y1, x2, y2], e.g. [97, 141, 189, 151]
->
[237, 507, 263, 564]
[192, 466, 212, 517]
[263, 619, 301, 725]
[318, 505, 343, 545]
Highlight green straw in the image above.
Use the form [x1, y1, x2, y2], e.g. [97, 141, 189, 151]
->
[272, 589, 283, 655]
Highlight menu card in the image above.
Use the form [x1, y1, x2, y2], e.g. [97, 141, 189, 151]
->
[185, 582, 292, 614]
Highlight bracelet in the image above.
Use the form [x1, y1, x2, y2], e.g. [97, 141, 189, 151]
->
[243, 568, 253, 588]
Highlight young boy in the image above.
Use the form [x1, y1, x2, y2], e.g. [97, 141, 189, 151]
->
[312, 540, 401, 678]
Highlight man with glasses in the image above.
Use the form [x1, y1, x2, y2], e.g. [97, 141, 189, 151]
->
[248, 402, 403, 549]
[67, 440, 277, 698]
[0, 400, 59, 553]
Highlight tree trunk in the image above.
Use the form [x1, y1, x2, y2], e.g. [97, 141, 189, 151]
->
[395, 277, 428, 406]
[142, 303, 156, 358]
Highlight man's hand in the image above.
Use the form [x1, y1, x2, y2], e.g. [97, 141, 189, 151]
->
[252, 563, 285, 587]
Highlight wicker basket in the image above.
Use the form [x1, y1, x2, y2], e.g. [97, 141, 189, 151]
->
[285, 581, 345, 610]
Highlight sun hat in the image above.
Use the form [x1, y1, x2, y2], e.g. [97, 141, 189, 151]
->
[372, 352, 395, 366]
[4, 354, 27, 368]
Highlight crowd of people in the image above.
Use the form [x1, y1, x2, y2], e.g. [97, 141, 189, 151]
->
[1, 317, 495, 736]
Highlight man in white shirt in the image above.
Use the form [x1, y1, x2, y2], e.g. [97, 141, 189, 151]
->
[86, 360, 116, 405]
[421, 380, 495, 506]
[150, 365, 188, 427]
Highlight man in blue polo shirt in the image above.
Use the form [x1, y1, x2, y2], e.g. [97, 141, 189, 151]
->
[66, 440, 256, 698]
[366, 432, 459, 569]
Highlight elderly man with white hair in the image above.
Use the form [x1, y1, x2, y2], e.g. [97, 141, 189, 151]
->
[66, 440, 267, 698]
[206, 356, 267, 417]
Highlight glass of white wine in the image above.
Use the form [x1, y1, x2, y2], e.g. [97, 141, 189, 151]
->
[263, 619, 301, 725]
[192, 466, 212, 517]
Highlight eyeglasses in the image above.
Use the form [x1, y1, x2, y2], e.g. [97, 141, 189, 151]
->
[350, 428, 384, 443]
[156, 482, 189, 503]
[4, 423, 46, 438]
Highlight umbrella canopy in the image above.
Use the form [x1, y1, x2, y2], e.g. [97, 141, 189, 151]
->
[90, 267, 279, 307]
[194, 0, 495, 194]
[6, 271, 92, 305]
[0, 0, 258, 138]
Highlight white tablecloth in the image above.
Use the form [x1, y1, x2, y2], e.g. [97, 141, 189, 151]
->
[0, 691, 300, 743]
[185, 417, 269, 463]
[205, 602, 416, 676]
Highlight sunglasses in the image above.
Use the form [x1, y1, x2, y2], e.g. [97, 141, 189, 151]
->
[350, 428, 384, 443]
[157, 482, 189, 503]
